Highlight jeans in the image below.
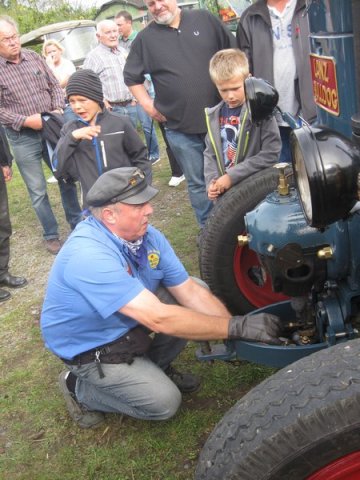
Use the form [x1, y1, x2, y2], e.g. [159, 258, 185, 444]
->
[164, 128, 213, 227]
[159, 123, 183, 177]
[5, 128, 82, 238]
[42, 143, 82, 230]
[67, 287, 187, 420]
[63, 104, 78, 123]
[112, 104, 160, 160]
[136, 105, 160, 159]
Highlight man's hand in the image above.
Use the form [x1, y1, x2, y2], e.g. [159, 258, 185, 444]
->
[128, 84, 166, 122]
[23, 113, 42, 130]
[228, 313, 282, 344]
[1, 166, 12, 182]
[143, 101, 166, 123]
[71, 125, 101, 141]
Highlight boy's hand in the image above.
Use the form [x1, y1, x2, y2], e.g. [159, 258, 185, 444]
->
[208, 179, 221, 200]
[216, 174, 232, 193]
[2, 166, 12, 182]
[71, 126, 101, 141]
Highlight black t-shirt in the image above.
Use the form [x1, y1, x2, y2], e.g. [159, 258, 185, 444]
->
[124, 10, 235, 134]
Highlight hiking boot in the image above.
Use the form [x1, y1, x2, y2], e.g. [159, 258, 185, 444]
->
[58, 371, 105, 428]
[45, 238, 62, 255]
[165, 365, 201, 393]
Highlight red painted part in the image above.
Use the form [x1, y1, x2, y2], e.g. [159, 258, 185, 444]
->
[233, 244, 288, 308]
[307, 451, 360, 480]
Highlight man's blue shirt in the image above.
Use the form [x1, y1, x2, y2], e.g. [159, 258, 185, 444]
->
[40, 216, 188, 359]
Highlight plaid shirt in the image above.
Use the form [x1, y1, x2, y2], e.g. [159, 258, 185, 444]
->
[83, 43, 133, 103]
[0, 49, 64, 131]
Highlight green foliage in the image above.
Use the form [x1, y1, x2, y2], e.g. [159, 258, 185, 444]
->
[200, 0, 220, 17]
[0, 0, 96, 35]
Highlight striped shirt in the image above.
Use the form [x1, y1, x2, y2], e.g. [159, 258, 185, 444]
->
[83, 43, 133, 103]
[0, 49, 64, 131]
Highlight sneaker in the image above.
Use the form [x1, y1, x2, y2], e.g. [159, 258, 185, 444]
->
[47, 175, 58, 184]
[168, 175, 185, 187]
[44, 238, 62, 255]
[165, 365, 201, 393]
[58, 371, 105, 429]
[150, 157, 161, 165]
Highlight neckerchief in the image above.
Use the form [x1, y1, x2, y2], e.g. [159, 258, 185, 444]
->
[116, 235, 148, 268]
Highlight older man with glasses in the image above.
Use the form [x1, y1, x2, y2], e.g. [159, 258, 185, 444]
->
[0, 15, 82, 254]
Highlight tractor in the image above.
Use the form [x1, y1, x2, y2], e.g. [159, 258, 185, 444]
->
[195, 0, 360, 478]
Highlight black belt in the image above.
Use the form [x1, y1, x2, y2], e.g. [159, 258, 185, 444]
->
[61, 326, 152, 372]
[109, 100, 132, 107]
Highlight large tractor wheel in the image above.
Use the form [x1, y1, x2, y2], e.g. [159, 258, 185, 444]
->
[199, 167, 287, 314]
[195, 339, 360, 480]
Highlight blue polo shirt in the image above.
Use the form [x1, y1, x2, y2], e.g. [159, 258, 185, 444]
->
[40, 216, 188, 360]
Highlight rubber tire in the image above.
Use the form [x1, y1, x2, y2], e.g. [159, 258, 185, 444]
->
[199, 167, 280, 314]
[195, 339, 360, 480]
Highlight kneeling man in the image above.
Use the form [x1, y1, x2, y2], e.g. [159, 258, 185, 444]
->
[41, 167, 281, 428]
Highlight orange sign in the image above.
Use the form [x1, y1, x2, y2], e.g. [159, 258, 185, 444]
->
[310, 54, 340, 116]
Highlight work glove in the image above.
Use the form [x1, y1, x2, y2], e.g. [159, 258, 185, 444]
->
[228, 313, 282, 345]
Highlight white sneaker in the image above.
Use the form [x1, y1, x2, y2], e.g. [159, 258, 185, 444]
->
[168, 175, 185, 187]
[47, 175, 58, 184]
[150, 157, 161, 165]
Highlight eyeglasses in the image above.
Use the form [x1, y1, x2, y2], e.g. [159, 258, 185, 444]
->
[0, 34, 20, 45]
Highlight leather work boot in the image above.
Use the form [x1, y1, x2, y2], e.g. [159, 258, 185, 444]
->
[44, 238, 62, 255]
[0, 288, 11, 302]
[0, 273, 27, 288]
[58, 371, 105, 428]
[165, 365, 201, 393]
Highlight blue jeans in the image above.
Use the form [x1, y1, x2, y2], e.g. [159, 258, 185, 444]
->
[164, 128, 213, 227]
[5, 128, 82, 238]
[112, 104, 160, 160]
[63, 104, 78, 123]
[136, 105, 159, 159]
[42, 140, 83, 230]
[66, 287, 187, 420]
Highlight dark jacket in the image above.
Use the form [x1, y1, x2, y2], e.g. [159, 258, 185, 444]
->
[41, 112, 64, 153]
[0, 125, 12, 167]
[204, 101, 281, 188]
[236, 0, 316, 123]
[52, 109, 150, 207]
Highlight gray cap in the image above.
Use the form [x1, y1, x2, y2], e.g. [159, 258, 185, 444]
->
[86, 167, 158, 207]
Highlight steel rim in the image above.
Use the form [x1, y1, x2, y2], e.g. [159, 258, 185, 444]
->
[307, 451, 360, 480]
[233, 244, 288, 308]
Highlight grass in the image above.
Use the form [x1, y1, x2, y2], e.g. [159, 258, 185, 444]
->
[0, 133, 275, 480]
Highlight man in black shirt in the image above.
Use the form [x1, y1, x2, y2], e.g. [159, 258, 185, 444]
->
[124, 0, 235, 227]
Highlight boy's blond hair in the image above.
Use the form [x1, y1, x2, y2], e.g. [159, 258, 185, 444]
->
[209, 48, 249, 84]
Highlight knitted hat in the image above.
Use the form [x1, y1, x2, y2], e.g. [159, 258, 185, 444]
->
[66, 69, 104, 104]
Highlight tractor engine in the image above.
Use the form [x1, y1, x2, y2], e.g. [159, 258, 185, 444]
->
[239, 121, 360, 347]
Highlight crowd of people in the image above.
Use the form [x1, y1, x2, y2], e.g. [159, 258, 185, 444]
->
[1, 0, 316, 427]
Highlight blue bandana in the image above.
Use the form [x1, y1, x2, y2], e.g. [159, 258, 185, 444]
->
[120, 237, 148, 268]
